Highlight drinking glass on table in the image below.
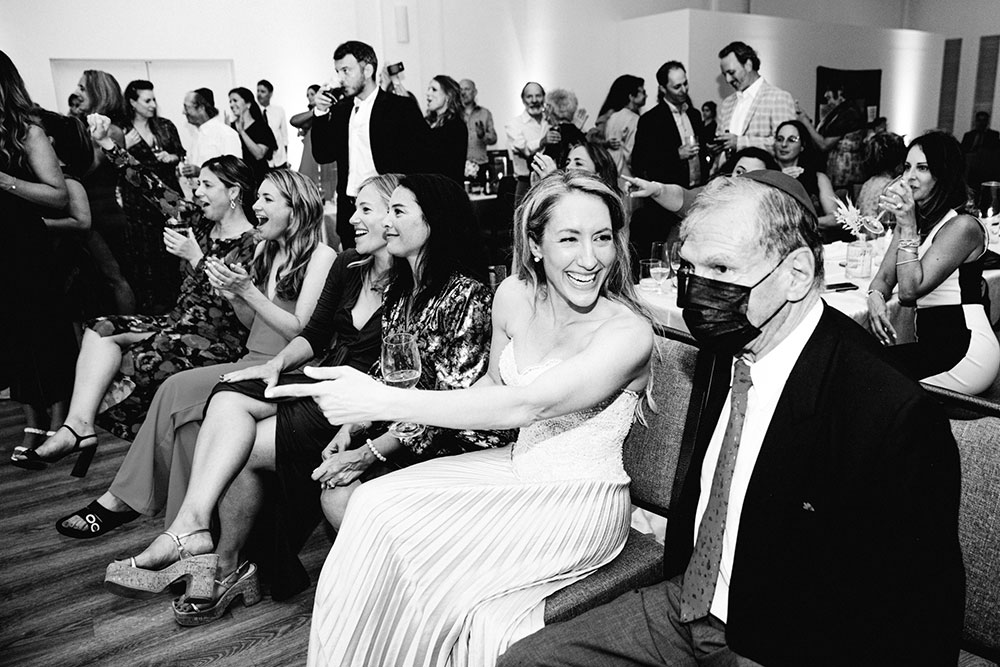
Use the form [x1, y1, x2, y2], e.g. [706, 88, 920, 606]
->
[641, 259, 668, 294]
[668, 242, 683, 288]
[382, 332, 425, 439]
[651, 242, 667, 264]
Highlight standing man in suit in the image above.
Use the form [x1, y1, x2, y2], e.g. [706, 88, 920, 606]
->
[311, 40, 427, 249]
[712, 41, 795, 173]
[630, 61, 704, 262]
[500, 171, 965, 667]
[961, 111, 1000, 191]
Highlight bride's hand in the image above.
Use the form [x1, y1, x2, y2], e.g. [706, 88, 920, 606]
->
[265, 366, 388, 425]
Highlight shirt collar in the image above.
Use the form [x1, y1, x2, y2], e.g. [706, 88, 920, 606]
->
[736, 76, 764, 101]
[740, 299, 823, 400]
[354, 87, 379, 111]
[665, 99, 688, 114]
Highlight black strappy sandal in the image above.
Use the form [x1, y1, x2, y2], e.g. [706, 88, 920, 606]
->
[10, 424, 98, 477]
[55, 500, 140, 539]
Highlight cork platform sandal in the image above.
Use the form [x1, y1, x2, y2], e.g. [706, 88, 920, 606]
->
[104, 529, 219, 603]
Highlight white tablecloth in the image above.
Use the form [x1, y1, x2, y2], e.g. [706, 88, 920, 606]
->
[639, 239, 1000, 342]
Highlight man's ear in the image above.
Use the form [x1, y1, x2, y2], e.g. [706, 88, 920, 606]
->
[785, 246, 817, 301]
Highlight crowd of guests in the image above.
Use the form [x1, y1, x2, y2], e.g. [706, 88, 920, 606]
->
[0, 30, 994, 666]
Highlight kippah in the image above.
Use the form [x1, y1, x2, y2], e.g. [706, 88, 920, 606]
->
[740, 169, 818, 218]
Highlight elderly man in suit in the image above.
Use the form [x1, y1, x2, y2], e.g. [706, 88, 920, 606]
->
[311, 40, 427, 249]
[711, 41, 795, 173]
[499, 171, 965, 667]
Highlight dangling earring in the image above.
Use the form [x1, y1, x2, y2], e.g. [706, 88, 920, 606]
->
[533, 256, 541, 263]
[229, 198, 237, 210]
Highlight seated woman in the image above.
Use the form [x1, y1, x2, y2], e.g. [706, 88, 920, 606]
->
[55, 169, 335, 537]
[102, 174, 510, 623]
[774, 120, 838, 233]
[532, 137, 620, 194]
[278, 171, 654, 667]
[11, 151, 259, 474]
[867, 131, 1000, 395]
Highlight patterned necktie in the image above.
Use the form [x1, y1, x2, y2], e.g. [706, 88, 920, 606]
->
[680, 358, 753, 623]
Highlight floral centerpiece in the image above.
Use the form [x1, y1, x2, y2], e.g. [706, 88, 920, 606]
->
[833, 195, 885, 241]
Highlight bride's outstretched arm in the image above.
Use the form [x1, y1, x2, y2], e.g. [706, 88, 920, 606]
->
[268, 283, 653, 431]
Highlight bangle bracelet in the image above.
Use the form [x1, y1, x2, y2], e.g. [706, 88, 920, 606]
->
[366, 438, 387, 463]
[896, 246, 918, 255]
[896, 257, 920, 266]
[897, 238, 920, 249]
[866, 289, 885, 299]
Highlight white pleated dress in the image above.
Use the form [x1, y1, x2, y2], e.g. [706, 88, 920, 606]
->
[307, 343, 637, 667]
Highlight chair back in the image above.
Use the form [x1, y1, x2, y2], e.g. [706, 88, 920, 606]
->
[623, 326, 716, 517]
[924, 384, 1000, 661]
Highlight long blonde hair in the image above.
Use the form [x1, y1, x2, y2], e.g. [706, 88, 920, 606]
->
[250, 169, 325, 300]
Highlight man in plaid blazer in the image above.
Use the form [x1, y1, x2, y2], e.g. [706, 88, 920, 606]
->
[711, 41, 795, 173]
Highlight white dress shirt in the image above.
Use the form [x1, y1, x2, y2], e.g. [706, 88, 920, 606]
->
[505, 110, 548, 177]
[605, 108, 639, 178]
[727, 76, 764, 137]
[345, 89, 379, 197]
[694, 299, 823, 623]
[189, 114, 242, 168]
[262, 103, 288, 167]
[666, 100, 701, 185]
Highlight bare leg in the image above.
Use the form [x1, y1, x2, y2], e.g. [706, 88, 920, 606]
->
[214, 416, 277, 577]
[33, 329, 151, 459]
[127, 391, 277, 569]
[320, 482, 362, 532]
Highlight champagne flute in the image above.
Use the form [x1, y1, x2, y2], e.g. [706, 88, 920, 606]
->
[382, 332, 425, 439]
[668, 242, 683, 288]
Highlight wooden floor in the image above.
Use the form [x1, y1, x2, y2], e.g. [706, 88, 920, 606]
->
[0, 400, 331, 667]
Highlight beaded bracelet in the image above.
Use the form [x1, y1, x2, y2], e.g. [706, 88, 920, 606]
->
[366, 438, 388, 463]
[896, 257, 920, 266]
[897, 239, 920, 250]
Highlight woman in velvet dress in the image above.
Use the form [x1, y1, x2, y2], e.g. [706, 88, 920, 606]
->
[424, 75, 468, 185]
[120, 79, 188, 313]
[102, 174, 510, 627]
[12, 152, 258, 474]
[229, 86, 277, 187]
[55, 169, 335, 538]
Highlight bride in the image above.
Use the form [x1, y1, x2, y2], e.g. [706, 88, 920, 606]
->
[271, 170, 654, 667]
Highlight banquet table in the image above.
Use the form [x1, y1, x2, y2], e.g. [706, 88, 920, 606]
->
[639, 239, 1000, 343]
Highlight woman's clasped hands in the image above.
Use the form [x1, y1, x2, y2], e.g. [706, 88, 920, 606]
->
[204, 257, 252, 299]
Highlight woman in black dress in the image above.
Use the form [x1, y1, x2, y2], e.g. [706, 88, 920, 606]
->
[229, 86, 276, 187]
[424, 75, 468, 184]
[76, 69, 137, 314]
[104, 174, 509, 625]
[774, 120, 841, 240]
[0, 51, 76, 460]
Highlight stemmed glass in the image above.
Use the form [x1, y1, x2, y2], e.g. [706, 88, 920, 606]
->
[382, 332, 425, 439]
[642, 259, 668, 294]
[668, 242, 683, 288]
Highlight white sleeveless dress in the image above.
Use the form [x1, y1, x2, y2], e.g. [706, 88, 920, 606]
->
[307, 342, 637, 667]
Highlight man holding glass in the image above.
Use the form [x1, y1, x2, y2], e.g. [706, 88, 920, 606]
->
[501, 171, 964, 666]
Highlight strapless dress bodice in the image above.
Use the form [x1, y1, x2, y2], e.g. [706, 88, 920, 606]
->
[499, 342, 636, 483]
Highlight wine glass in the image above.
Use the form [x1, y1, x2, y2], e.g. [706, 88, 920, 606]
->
[668, 242, 683, 288]
[650, 242, 668, 265]
[382, 332, 425, 439]
[643, 259, 668, 294]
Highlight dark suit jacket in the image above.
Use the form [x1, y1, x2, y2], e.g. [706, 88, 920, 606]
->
[310, 87, 428, 198]
[631, 102, 705, 187]
[664, 305, 965, 666]
[961, 128, 1000, 153]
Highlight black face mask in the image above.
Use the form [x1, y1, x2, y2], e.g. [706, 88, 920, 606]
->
[677, 261, 786, 355]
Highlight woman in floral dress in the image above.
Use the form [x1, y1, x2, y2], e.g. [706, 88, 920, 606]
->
[12, 140, 258, 473]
